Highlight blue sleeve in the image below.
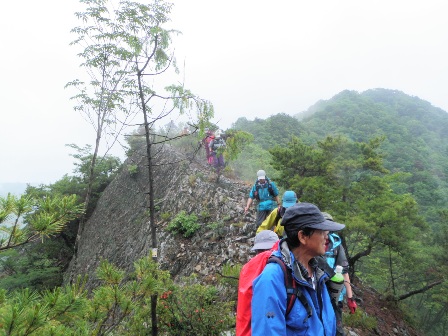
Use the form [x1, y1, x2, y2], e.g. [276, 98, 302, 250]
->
[249, 184, 256, 199]
[252, 263, 287, 336]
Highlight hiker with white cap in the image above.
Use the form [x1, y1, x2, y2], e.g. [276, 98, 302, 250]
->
[256, 190, 298, 237]
[252, 202, 345, 335]
[244, 169, 280, 228]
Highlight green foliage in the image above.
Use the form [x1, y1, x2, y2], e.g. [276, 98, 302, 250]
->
[200, 210, 211, 220]
[166, 211, 200, 238]
[125, 128, 147, 157]
[127, 164, 138, 177]
[206, 221, 219, 230]
[0, 256, 234, 335]
[233, 113, 303, 149]
[0, 240, 72, 291]
[300, 89, 448, 211]
[220, 262, 241, 288]
[222, 129, 254, 162]
[269, 133, 443, 333]
[206, 221, 226, 240]
[160, 212, 171, 221]
[0, 194, 83, 251]
[188, 174, 197, 187]
[28, 144, 121, 217]
[158, 275, 234, 335]
[343, 308, 377, 330]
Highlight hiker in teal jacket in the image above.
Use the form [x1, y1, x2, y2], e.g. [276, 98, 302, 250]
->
[252, 203, 345, 336]
[320, 212, 356, 336]
[244, 170, 280, 228]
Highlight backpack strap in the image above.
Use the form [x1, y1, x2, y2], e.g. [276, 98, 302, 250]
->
[254, 177, 276, 201]
[267, 181, 276, 197]
[267, 256, 313, 319]
[254, 180, 261, 201]
[272, 206, 285, 228]
[316, 255, 336, 278]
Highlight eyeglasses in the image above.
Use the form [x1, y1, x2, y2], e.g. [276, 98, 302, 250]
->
[315, 230, 329, 237]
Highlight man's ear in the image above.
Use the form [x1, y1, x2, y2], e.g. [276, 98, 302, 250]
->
[298, 230, 307, 245]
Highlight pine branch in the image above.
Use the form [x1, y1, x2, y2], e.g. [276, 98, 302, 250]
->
[396, 281, 443, 301]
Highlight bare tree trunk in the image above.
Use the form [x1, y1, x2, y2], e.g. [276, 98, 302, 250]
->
[137, 59, 158, 336]
[389, 246, 396, 296]
[70, 81, 108, 283]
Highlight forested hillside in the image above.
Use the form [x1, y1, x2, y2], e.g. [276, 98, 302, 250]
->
[2, 88, 447, 335]
[231, 88, 448, 335]
[299, 89, 448, 214]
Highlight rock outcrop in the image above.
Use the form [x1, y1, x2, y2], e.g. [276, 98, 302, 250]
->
[66, 143, 257, 287]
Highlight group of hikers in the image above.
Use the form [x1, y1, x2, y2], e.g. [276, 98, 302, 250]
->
[201, 128, 226, 174]
[237, 169, 357, 336]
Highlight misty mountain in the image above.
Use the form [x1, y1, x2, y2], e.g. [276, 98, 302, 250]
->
[234, 88, 448, 216]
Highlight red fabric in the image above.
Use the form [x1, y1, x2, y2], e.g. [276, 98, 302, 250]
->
[347, 297, 357, 314]
[236, 241, 279, 336]
[202, 134, 214, 160]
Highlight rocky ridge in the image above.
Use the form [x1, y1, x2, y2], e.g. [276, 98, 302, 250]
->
[66, 143, 423, 336]
[66, 143, 257, 287]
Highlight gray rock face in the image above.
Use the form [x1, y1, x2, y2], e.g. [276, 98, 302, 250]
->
[66, 143, 258, 289]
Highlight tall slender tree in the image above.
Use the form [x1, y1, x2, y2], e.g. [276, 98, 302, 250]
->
[66, 0, 141, 275]
[67, 1, 214, 334]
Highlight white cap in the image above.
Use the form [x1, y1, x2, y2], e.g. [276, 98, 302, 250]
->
[335, 265, 343, 274]
[257, 169, 266, 180]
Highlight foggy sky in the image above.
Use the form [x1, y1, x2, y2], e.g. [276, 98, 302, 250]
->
[1, 0, 447, 184]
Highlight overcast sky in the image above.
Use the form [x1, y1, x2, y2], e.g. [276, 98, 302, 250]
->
[1, 0, 447, 185]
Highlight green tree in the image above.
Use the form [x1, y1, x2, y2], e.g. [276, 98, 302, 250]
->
[222, 129, 253, 163]
[0, 256, 234, 335]
[0, 193, 83, 252]
[66, 0, 142, 282]
[270, 135, 442, 307]
[0, 240, 72, 291]
[69, 2, 214, 334]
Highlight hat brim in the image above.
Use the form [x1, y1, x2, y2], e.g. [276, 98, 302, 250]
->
[282, 200, 296, 208]
[257, 176, 266, 180]
[308, 219, 345, 232]
[251, 241, 274, 251]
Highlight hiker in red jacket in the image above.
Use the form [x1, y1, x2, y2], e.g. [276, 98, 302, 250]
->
[236, 230, 279, 336]
[201, 128, 214, 164]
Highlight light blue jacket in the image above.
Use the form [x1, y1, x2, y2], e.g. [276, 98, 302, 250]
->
[249, 179, 279, 211]
[325, 233, 349, 302]
[252, 240, 337, 336]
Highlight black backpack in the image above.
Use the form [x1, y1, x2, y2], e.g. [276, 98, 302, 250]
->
[253, 177, 276, 201]
[211, 138, 226, 151]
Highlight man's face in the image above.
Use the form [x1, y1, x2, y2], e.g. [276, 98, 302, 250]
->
[258, 179, 266, 184]
[301, 229, 329, 256]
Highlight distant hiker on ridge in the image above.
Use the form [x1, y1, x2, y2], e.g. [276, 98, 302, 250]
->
[244, 170, 280, 228]
[209, 129, 226, 174]
[201, 128, 214, 165]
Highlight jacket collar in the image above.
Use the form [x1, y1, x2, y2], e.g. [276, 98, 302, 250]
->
[277, 239, 326, 284]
